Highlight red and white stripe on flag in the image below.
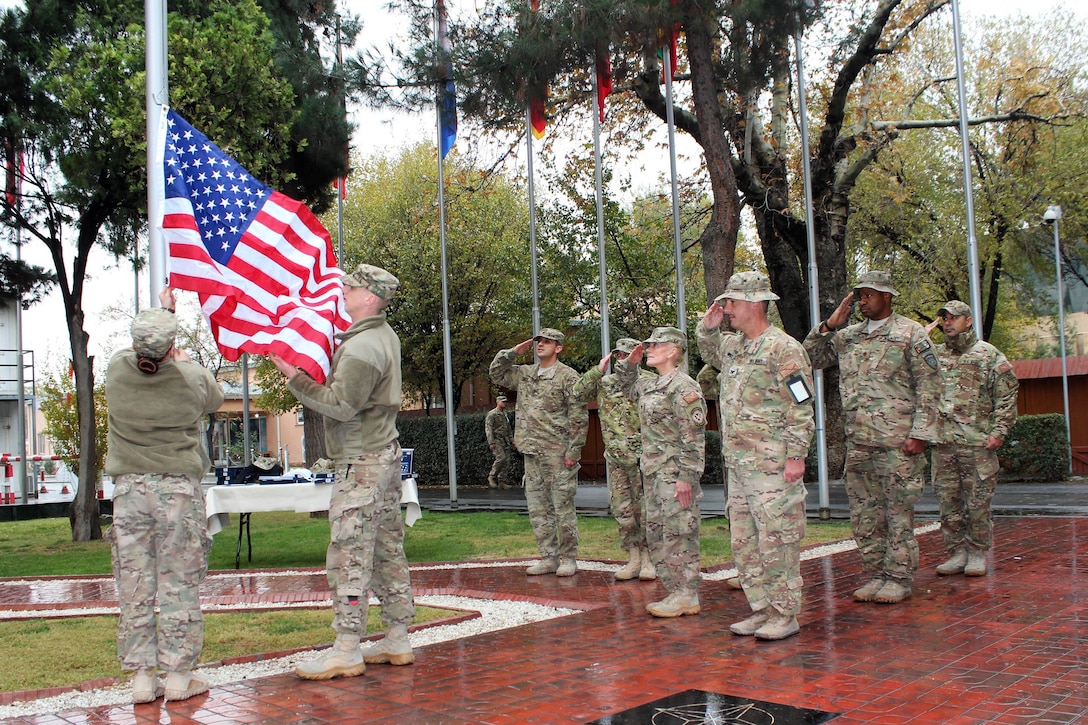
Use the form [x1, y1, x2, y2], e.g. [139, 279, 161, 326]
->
[160, 110, 350, 383]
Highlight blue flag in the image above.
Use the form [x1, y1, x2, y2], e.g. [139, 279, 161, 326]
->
[437, 0, 457, 158]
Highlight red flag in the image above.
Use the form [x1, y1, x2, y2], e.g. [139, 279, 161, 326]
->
[159, 110, 351, 383]
[4, 139, 20, 209]
[530, 93, 547, 139]
[595, 52, 612, 122]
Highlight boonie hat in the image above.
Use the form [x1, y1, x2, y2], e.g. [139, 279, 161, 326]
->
[342, 263, 400, 301]
[938, 300, 972, 318]
[853, 270, 899, 296]
[131, 308, 177, 359]
[715, 271, 780, 303]
[644, 326, 687, 350]
[535, 328, 565, 343]
[612, 338, 640, 355]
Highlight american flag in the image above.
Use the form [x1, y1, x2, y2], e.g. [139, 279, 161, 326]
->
[160, 109, 350, 382]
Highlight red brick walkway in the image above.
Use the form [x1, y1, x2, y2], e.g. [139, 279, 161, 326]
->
[2, 517, 1087, 723]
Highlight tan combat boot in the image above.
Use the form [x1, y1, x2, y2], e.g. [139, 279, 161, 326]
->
[964, 549, 987, 576]
[729, 609, 770, 636]
[615, 549, 642, 581]
[936, 547, 968, 576]
[873, 580, 911, 604]
[754, 612, 800, 641]
[638, 548, 657, 581]
[131, 668, 163, 704]
[852, 578, 885, 602]
[726, 577, 743, 590]
[526, 558, 559, 576]
[361, 624, 415, 665]
[295, 634, 365, 680]
[163, 670, 209, 701]
[556, 558, 578, 577]
[646, 591, 700, 618]
[487, 476, 497, 489]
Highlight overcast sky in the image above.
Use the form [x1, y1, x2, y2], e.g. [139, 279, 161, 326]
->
[3, 0, 1084, 372]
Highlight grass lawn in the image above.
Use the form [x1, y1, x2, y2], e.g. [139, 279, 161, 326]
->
[0, 510, 853, 693]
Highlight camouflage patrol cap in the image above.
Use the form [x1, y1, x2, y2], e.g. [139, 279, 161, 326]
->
[645, 326, 687, 351]
[535, 328, 565, 343]
[341, 263, 400, 301]
[715, 271, 780, 303]
[496, 394, 508, 403]
[612, 337, 640, 355]
[938, 300, 972, 318]
[130, 308, 177, 358]
[853, 270, 899, 296]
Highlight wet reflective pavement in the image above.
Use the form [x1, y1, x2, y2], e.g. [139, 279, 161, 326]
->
[2, 516, 1087, 723]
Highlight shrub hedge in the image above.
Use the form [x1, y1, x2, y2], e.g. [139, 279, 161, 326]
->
[998, 413, 1069, 482]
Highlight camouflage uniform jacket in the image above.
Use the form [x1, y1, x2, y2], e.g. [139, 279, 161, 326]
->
[571, 366, 654, 467]
[803, 313, 941, 447]
[616, 361, 706, 483]
[489, 349, 588, 459]
[698, 322, 815, 471]
[485, 407, 513, 449]
[288, 312, 401, 461]
[935, 330, 1019, 445]
[104, 349, 225, 480]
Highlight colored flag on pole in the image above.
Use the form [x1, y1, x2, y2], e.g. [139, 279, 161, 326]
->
[530, 93, 547, 139]
[4, 138, 20, 209]
[158, 109, 350, 383]
[437, 0, 458, 158]
[595, 51, 612, 123]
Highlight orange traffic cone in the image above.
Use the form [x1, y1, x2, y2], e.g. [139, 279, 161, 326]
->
[40, 484, 48, 494]
[61, 484, 71, 494]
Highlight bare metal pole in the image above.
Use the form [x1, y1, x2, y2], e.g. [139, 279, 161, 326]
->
[794, 27, 831, 519]
[593, 72, 610, 358]
[951, 0, 984, 338]
[1045, 205, 1072, 474]
[145, 0, 168, 302]
[663, 48, 686, 339]
[526, 108, 541, 338]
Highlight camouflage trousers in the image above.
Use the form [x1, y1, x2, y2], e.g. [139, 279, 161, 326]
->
[606, 456, 646, 552]
[932, 444, 999, 552]
[106, 472, 212, 673]
[489, 445, 513, 486]
[643, 465, 702, 596]
[328, 443, 416, 637]
[727, 465, 806, 616]
[523, 453, 580, 561]
[844, 443, 925, 585]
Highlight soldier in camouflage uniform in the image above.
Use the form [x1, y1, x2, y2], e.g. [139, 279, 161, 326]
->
[698, 272, 815, 640]
[104, 288, 224, 704]
[573, 338, 656, 581]
[485, 394, 514, 489]
[927, 300, 1019, 577]
[616, 327, 707, 618]
[804, 270, 941, 604]
[490, 328, 588, 577]
[271, 263, 416, 679]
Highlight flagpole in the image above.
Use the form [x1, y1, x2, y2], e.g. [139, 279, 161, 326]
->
[435, 0, 458, 506]
[335, 13, 345, 266]
[794, 20, 830, 520]
[663, 45, 685, 341]
[951, 0, 983, 338]
[526, 108, 541, 339]
[145, 0, 168, 303]
[593, 72, 610, 358]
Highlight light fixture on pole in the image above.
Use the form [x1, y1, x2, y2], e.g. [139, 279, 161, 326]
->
[1043, 204, 1072, 475]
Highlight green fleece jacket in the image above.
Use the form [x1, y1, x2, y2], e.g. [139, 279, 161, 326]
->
[287, 313, 401, 461]
[104, 349, 225, 479]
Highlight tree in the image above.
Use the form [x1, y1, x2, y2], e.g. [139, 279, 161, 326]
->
[0, 0, 346, 540]
[38, 361, 108, 497]
[333, 142, 536, 411]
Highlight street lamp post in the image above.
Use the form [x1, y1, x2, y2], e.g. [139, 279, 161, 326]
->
[1044, 205, 1073, 475]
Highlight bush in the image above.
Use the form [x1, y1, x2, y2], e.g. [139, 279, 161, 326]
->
[999, 413, 1068, 482]
[700, 430, 723, 490]
[397, 412, 523, 487]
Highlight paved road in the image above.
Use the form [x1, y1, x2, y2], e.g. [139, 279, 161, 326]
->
[418, 478, 1088, 519]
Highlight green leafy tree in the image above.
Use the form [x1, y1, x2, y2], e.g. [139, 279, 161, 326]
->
[0, 0, 344, 540]
[38, 363, 108, 491]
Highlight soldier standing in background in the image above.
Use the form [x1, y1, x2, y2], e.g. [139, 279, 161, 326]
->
[271, 263, 417, 679]
[617, 327, 706, 618]
[573, 338, 656, 582]
[927, 300, 1019, 577]
[485, 394, 514, 489]
[698, 272, 815, 640]
[105, 288, 224, 704]
[804, 270, 941, 605]
[490, 328, 588, 577]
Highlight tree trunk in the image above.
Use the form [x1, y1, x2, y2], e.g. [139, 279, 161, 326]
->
[302, 408, 327, 464]
[68, 313, 101, 541]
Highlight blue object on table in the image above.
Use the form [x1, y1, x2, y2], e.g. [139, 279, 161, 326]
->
[401, 448, 415, 480]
